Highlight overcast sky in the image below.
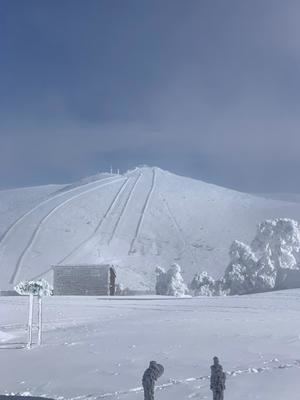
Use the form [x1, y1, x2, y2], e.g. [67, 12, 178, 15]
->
[1, 0, 300, 192]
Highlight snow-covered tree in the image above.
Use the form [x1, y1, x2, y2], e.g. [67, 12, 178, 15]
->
[255, 254, 277, 292]
[167, 264, 188, 296]
[252, 218, 300, 270]
[223, 240, 259, 295]
[223, 218, 300, 295]
[155, 264, 188, 297]
[190, 271, 216, 296]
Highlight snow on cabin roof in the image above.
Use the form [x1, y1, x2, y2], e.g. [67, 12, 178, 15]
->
[52, 264, 115, 271]
[52, 264, 116, 274]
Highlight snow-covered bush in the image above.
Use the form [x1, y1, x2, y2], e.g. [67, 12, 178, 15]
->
[224, 218, 300, 295]
[15, 279, 53, 297]
[190, 272, 227, 296]
[115, 283, 134, 296]
[190, 271, 216, 296]
[213, 278, 227, 296]
[155, 264, 188, 297]
[115, 283, 124, 296]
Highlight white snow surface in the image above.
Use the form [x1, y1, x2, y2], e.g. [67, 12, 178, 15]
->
[2, 167, 300, 291]
[0, 292, 299, 399]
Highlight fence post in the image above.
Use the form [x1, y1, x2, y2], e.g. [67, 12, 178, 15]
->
[27, 294, 34, 349]
[37, 296, 42, 346]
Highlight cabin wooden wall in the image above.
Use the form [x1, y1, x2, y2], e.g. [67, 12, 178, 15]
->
[53, 266, 110, 295]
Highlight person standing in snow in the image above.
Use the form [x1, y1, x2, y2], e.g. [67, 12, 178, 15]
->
[210, 356, 226, 400]
[142, 360, 164, 400]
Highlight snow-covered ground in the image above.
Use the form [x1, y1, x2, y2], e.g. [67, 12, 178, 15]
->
[2, 167, 300, 292]
[0, 291, 299, 399]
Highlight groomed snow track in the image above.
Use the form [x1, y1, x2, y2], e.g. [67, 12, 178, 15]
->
[107, 172, 142, 245]
[0, 176, 116, 246]
[128, 167, 156, 255]
[57, 176, 133, 264]
[0, 176, 125, 287]
[0, 167, 159, 289]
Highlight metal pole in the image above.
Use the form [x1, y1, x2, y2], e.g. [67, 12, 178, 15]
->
[37, 296, 42, 346]
[27, 294, 34, 349]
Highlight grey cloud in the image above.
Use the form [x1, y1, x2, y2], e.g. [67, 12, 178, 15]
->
[1, 1, 300, 192]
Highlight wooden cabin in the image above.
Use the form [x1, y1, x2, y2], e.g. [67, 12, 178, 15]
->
[53, 264, 116, 296]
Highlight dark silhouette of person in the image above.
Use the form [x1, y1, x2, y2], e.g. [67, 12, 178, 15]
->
[142, 361, 164, 400]
[210, 356, 226, 400]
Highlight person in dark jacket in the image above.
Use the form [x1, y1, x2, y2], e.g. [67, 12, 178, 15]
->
[142, 361, 164, 400]
[210, 357, 226, 400]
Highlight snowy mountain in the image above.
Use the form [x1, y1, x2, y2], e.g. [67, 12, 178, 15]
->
[1, 166, 300, 292]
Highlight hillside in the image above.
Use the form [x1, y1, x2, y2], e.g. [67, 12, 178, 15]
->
[1, 167, 300, 292]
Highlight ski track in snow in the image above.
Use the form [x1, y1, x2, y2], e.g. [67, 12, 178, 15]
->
[39, 358, 299, 400]
[160, 193, 188, 260]
[128, 168, 156, 255]
[10, 177, 126, 284]
[107, 173, 142, 245]
[159, 169, 189, 257]
[0, 176, 116, 247]
[161, 196, 186, 247]
[57, 177, 130, 265]
[161, 193, 198, 266]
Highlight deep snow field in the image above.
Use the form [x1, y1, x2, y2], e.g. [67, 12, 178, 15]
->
[1, 292, 300, 400]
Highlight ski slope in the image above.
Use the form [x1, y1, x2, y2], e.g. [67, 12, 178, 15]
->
[0, 291, 299, 399]
[1, 166, 300, 291]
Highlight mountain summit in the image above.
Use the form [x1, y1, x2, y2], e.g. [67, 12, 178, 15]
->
[1, 166, 300, 292]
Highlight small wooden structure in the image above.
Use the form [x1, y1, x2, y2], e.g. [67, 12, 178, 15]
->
[53, 264, 116, 296]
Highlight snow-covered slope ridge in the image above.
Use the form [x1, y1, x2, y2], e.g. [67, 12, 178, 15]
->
[1, 167, 300, 291]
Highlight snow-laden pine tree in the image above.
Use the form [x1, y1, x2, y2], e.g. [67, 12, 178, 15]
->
[166, 263, 188, 296]
[255, 254, 277, 292]
[224, 218, 300, 295]
[251, 218, 300, 270]
[223, 240, 258, 295]
[155, 264, 188, 296]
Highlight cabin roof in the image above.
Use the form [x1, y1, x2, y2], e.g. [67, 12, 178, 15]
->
[52, 264, 116, 273]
